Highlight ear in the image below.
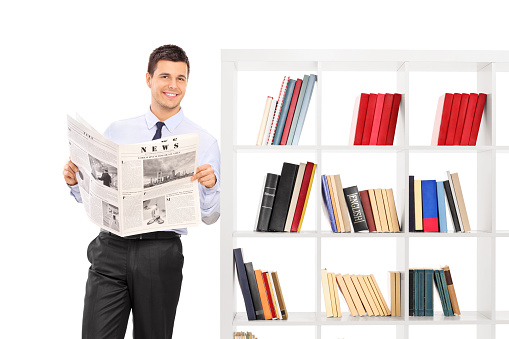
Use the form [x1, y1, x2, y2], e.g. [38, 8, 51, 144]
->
[146, 72, 152, 88]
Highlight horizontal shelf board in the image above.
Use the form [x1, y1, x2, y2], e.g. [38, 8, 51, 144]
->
[321, 231, 406, 238]
[407, 231, 491, 238]
[233, 145, 318, 153]
[408, 311, 491, 324]
[496, 311, 509, 323]
[495, 146, 509, 152]
[235, 61, 317, 72]
[233, 145, 495, 153]
[495, 231, 509, 237]
[233, 312, 317, 326]
[232, 231, 494, 238]
[233, 231, 318, 238]
[408, 146, 493, 153]
[320, 312, 404, 325]
[320, 61, 405, 72]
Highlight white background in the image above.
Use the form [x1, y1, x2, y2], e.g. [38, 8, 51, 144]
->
[1, 0, 509, 338]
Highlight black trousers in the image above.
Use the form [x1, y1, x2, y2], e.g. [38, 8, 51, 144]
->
[82, 232, 184, 339]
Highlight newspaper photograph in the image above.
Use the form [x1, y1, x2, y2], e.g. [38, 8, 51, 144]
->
[67, 114, 201, 236]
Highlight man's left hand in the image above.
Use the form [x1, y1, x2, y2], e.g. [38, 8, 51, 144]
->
[192, 164, 216, 188]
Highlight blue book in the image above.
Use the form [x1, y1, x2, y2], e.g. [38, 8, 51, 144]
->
[287, 75, 309, 145]
[233, 248, 256, 320]
[439, 269, 454, 316]
[434, 270, 447, 315]
[272, 79, 295, 145]
[424, 269, 434, 316]
[436, 181, 448, 232]
[321, 175, 337, 232]
[291, 74, 317, 145]
[422, 180, 439, 232]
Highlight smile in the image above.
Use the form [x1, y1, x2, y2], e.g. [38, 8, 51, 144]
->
[164, 92, 178, 98]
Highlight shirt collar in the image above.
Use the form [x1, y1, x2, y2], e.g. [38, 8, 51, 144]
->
[145, 106, 185, 133]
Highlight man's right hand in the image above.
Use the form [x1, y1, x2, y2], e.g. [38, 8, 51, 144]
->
[63, 157, 80, 186]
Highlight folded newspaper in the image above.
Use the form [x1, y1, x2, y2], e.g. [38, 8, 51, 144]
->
[67, 114, 201, 236]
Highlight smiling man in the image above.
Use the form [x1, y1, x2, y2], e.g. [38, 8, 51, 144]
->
[63, 44, 220, 339]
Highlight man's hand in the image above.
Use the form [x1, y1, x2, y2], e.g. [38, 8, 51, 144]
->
[63, 157, 80, 186]
[191, 164, 216, 188]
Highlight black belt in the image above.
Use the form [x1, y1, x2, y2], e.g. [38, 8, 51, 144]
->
[109, 231, 181, 240]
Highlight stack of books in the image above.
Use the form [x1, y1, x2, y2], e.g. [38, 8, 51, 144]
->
[234, 248, 288, 321]
[234, 332, 258, 339]
[256, 161, 316, 232]
[321, 269, 399, 317]
[256, 74, 317, 146]
[321, 174, 400, 233]
[409, 171, 470, 232]
[349, 93, 402, 145]
[431, 93, 487, 146]
[410, 266, 460, 317]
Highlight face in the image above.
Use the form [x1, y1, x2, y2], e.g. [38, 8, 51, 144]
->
[146, 60, 188, 116]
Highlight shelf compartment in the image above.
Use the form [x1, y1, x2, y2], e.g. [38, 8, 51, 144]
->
[233, 312, 318, 326]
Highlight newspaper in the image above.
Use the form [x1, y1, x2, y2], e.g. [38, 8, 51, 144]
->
[67, 114, 201, 236]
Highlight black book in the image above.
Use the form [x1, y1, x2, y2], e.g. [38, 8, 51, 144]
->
[409, 175, 415, 232]
[244, 262, 265, 320]
[268, 162, 299, 232]
[343, 185, 369, 232]
[409, 269, 415, 316]
[443, 180, 461, 232]
[256, 173, 280, 232]
[233, 248, 256, 320]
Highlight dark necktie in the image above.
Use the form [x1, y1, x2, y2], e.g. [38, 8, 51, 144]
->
[153, 121, 165, 140]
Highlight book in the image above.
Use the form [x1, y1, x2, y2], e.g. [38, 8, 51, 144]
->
[453, 93, 470, 145]
[292, 74, 317, 145]
[344, 186, 369, 232]
[414, 180, 423, 232]
[377, 93, 394, 145]
[431, 93, 454, 145]
[296, 163, 316, 232]
[284, 163, 306, 232]
[244, 262, 265, 320]
[358, 274, 379, 316]
[271, 272, 288, 320]
[443, 180, 461, 232]
[280, 78, 302, 145]
[386, 188, 400, 232]
[273, 79, 295, 145]
[329, 175, 345, 232]
[327, 176, 342, 232]
[267, 271, 280, 319]
[350, 93, 370, 145]
[390, 272, 396, 316]
[254, 269, 272, 319]
[409, 175, 415, 232]
[267, 76, 289, 145]
[256, 96, 273, 145]
[263, 98, 278, 145]
[434, 269, 448, 316]
[424, 269, 434, 316]
[381, 189, 394, 232]
[375, 188, 389, 232]
[332, 174, 352, 232]
[415, 269, 424, 316]
[351, 275, 374, 316]
[445, 93, 462, 145]
[449, 171, 470, 232]
[368, 189, 382, 232]
[321, 269, 334, 318]
[439, 269, 454, 316]
[421, 180, 439, 232]
[370, 274, 391, 315]
[362, 93, 378, 145]
[256, 173, 279, 232]
[268, 162, 299, 232]
[459, 93, 479, 145]
[468, 93, 487, 145]
[395, 272, 401, 317]
[360, 190, 376, 232]
[369, 93, 386, 145]
[363, 275, 383, 316]
[291, 161, 315, 232]
[233, 248, 256, 320]
[386, 93, 402, 145]
[262, 272, 277, 319]
[322, 176, 337, 233]
[436, 181, 448, 232]
[443, 265, 461, 315]
[343, 274, 367, 316]
[287, 75, 309, 145]
[336, 274, 358, 316]
[328, 272, 340, 317]
[409, 269, 415, 316]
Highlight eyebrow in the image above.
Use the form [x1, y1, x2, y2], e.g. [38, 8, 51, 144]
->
[158, 72, 187, 79]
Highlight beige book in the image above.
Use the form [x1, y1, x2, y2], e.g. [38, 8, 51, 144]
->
[386, 188, 400, 232]
[368, 189, 382, 232]
[329, 175, 345, 232]
[375, 189, 390, 232]
[271, 272, 288, 320]
[336, 274, 358, 316]
[389, 272, 396, 316]
[328, 273, 338, 317]
[332, 174, 352, 232]
[366, 275, 387, 316]
[362, 275, 384, 316]
[415, 180, 423, 231]
[256, 96, 273, 145]
[343, 274, 366, 316]
[382, 189, 394, 232]
[351, 275, 374, 316]
[331, 273, 342, 317]
[321, 269, 334, 317]
[358, 274, 379, 316]
[396, 271, 401, 316]
[284, 163, 306, 232]
[370, 274, 391, 315]
[450, 172, 471, 232]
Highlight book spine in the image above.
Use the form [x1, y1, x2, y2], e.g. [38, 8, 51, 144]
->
[422, 180, 439, 232]
[453, 93, 470, 145]
[424, 269, 434, 316]
[321, 269, 334, 317]
[447, 171, 466, 232]
[321, 175, 338, 232]
[280, 78, 302, 145]
[273, 79, 295, 145]
[360, 190, 376, 232]
[443, 180, 461, 232]
[415, 269, 424, 316]
[443, 266, 461, 315]
[386, 93, 402, 145]
[377, 93, 394, 145]
[233, 248, 256, 320]
[440, 269, 454, 316]
[362, 93, 378, 145]
[290, 162, 315, 232]
[434, 270, 447, 316]
[438, 93, 454, 145]
[469, 93, 487, 146]
[460, 93, 479, 145]
[414, 180, 423, 231]
[287, 75, 309, 145]
[263, 99, 278, 145]
[409, 269, 414, 316]
[244, 262, 265, 320]
[262, 272, 277, 319]
[351, 93, 370, 145]
[256, 174, 279, 232]
[268, 163, 299, 232]
[256, 96, 273, 145]
[445, 93, 462, 145]
[267, 76, 288, 145]
[436, 181, 448, 232]
[292, 74, 317, 145]
[254, 270, 272, 319]
[271, 272, 288, 320]
[296, 163, 316, 233]
[369, 93, 386, 145]
[343, 186, 369, 232]
[409, 176, 415, 232]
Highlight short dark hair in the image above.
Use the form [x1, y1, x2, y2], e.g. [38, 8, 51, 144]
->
[147, 44, 190, 77]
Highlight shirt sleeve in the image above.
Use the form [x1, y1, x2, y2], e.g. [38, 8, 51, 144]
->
[69, 183, 83, 203]
[198, 140, 220, 225]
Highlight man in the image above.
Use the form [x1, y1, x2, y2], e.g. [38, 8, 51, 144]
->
[63, 44, 220, 339]
[96, 168, 111, 187]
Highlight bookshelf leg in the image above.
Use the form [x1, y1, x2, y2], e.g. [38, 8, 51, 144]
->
[396, 324, 408, 339]
[477, 324, 494, 339]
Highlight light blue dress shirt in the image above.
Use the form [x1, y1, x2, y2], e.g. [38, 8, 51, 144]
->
[69, 107, 221, 235]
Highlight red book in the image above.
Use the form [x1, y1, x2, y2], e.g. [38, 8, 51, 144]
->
[385, 93, 402, 145]
[361, 94, 378, 145]
[351, 93, 370, 145]
[359, 190, 376, 232]
[377, 93, 394, 145]
[445, 93, 462, 145]
[453, 93, 470, 145]
[460, 93, 479, 145]
[280, 78, 302, 145]
[369, 94, 386, 145]
[469, 93, 487, 145]
[262, 272, 277, 319]
[291, 161, 314, 232]
[431, 93, 453, 145]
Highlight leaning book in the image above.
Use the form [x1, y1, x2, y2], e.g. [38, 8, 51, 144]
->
[67, 114, 201, 236]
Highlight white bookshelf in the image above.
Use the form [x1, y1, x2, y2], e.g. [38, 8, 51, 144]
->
[221, 50, 509, 339]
